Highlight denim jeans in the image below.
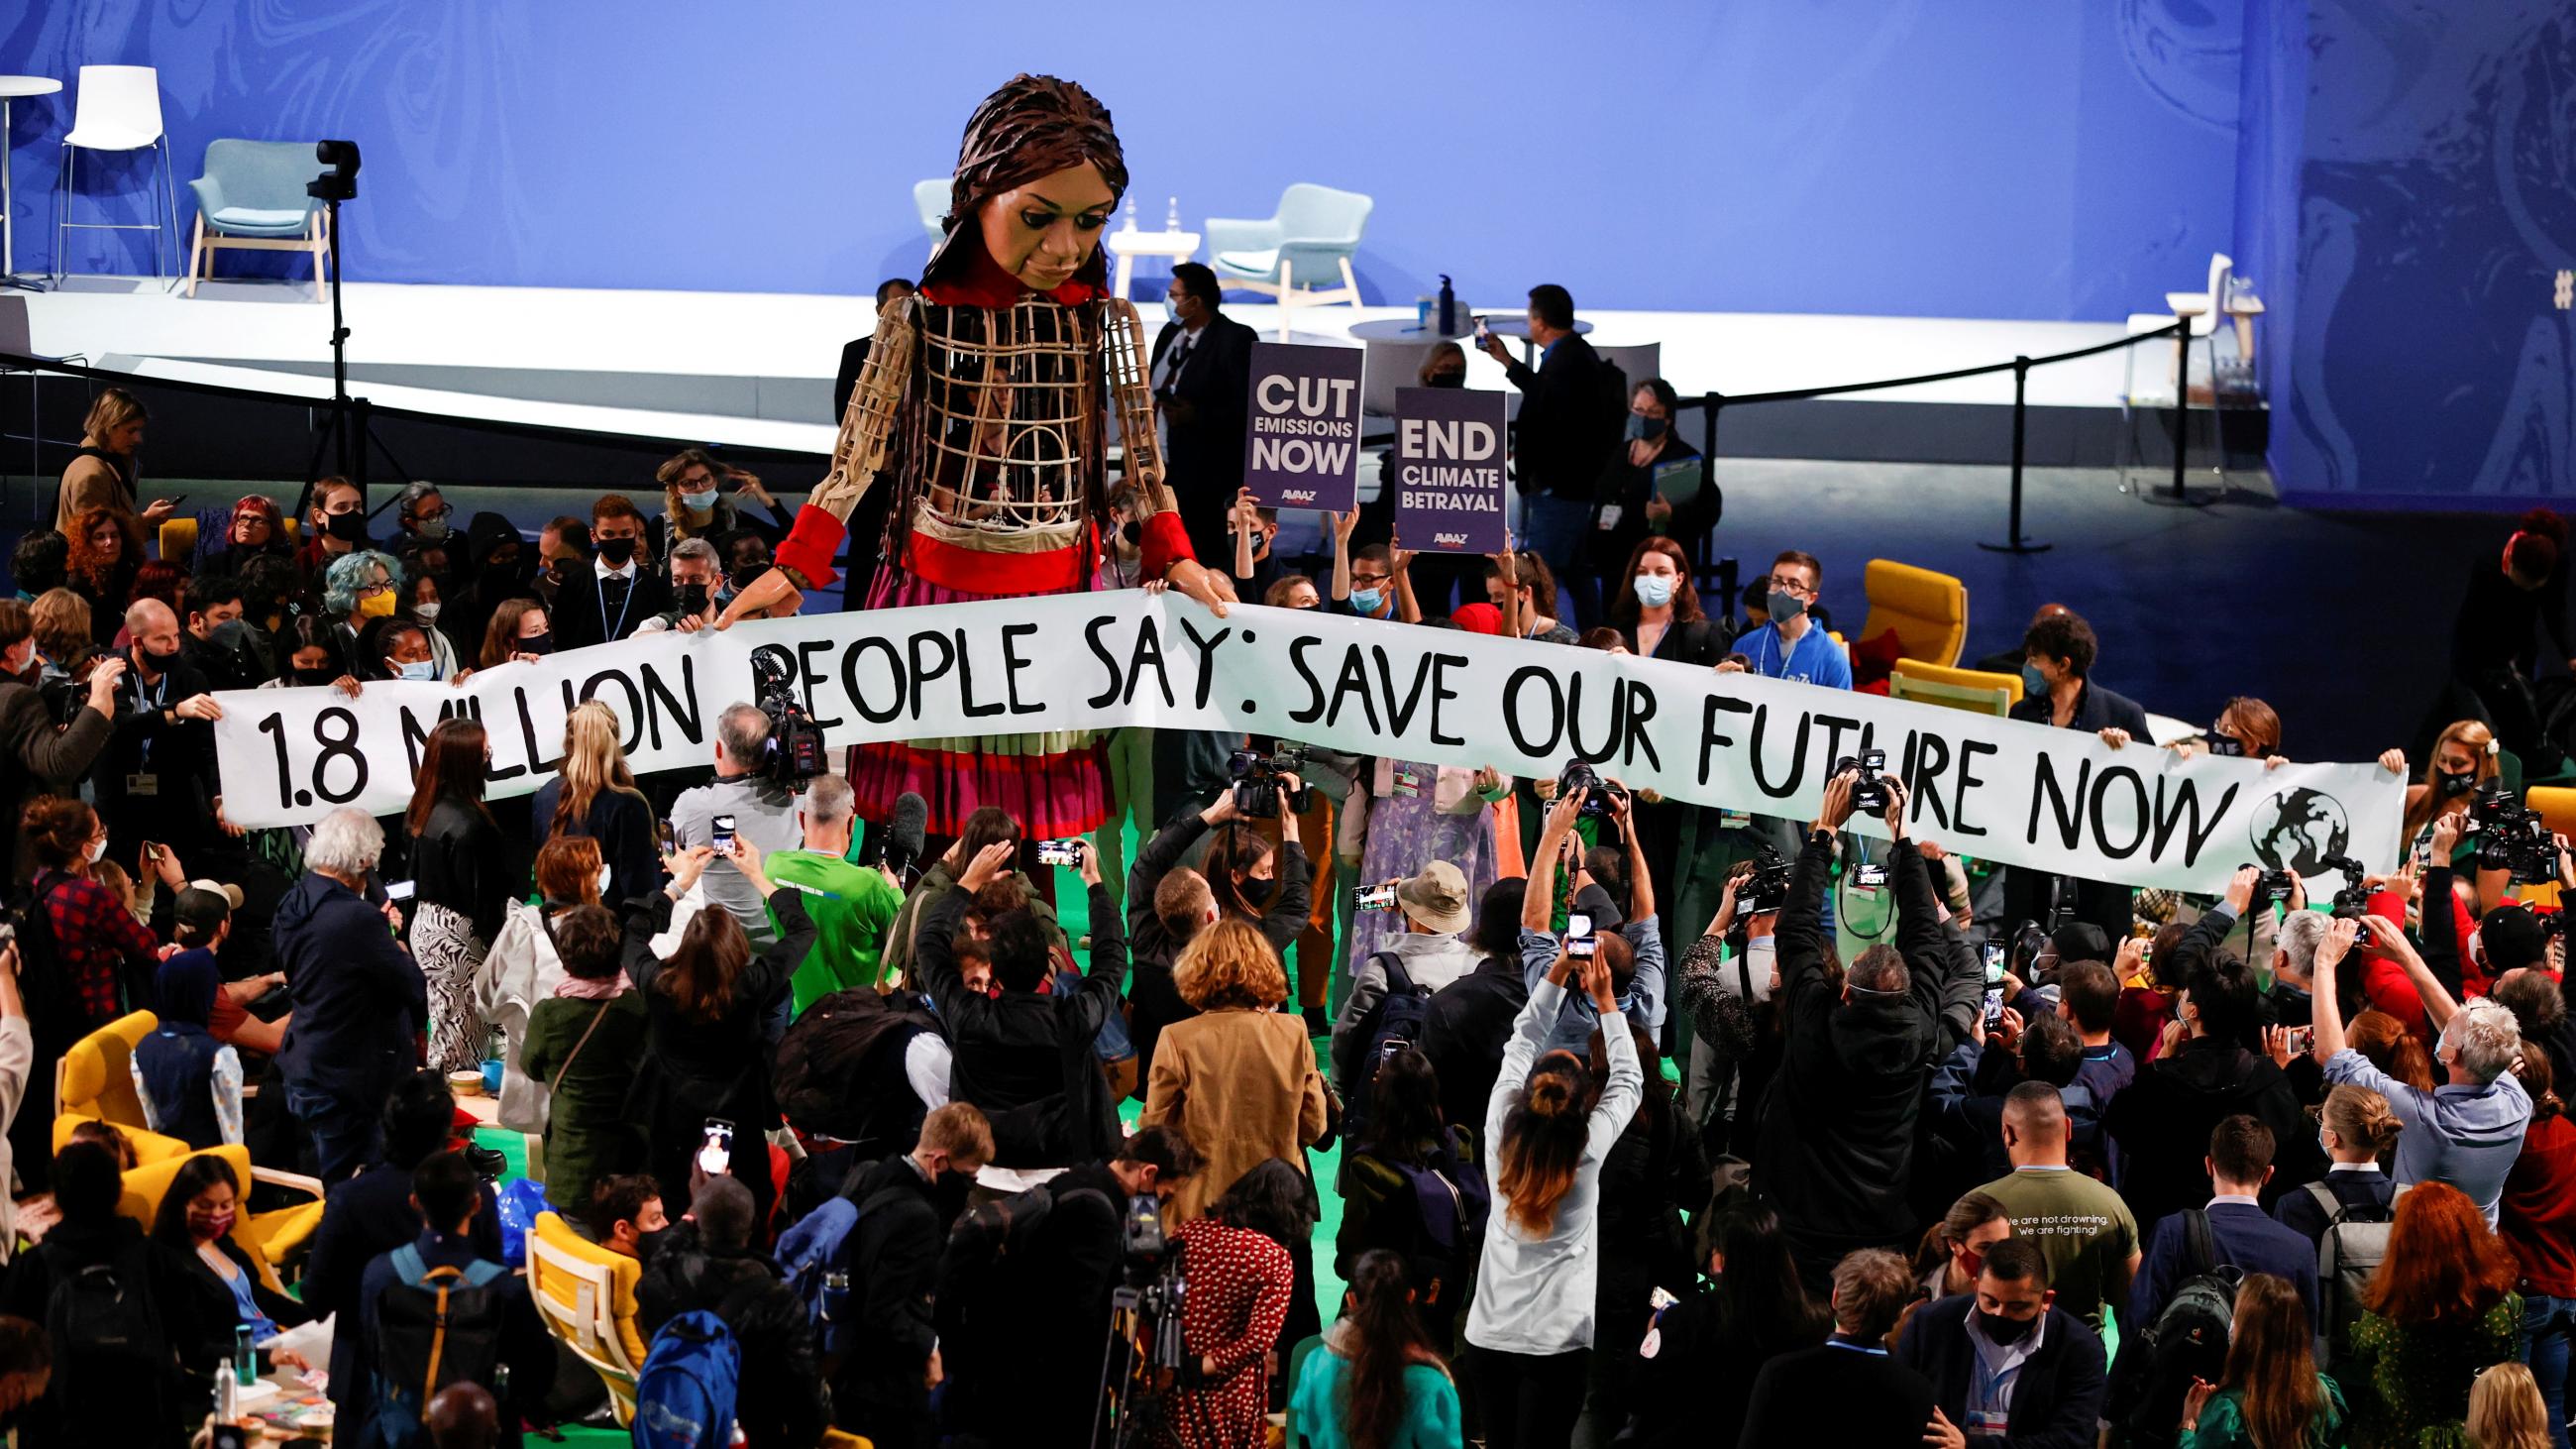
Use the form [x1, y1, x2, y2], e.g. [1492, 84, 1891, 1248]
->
[284, 1083, 382, 1185]
[1518, 492, 1597, 623]
[2525, 1291, 2576, 1449]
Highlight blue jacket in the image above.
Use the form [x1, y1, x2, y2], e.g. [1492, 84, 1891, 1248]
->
[1894, 1294, 2105, 1449]
[274, 870, 426, 1100]
[2133, 1201, 2318, 1329]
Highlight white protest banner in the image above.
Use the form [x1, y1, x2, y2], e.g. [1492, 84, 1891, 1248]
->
[1241, 341, 1363, 511]
[213, 593, 2404, 894]
[1391, 386, 1509, 552]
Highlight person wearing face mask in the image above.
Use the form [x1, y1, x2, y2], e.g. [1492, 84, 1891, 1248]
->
[389, 480, 454, 571]
[474, 836, 610, 1135]
[1328, 505, 1409, 621]
[1152, 263, 1260, 567]
[2401, 718, 2502, 872]
[583, 1176, 667, 1261]
[837, 1105, 993, 1449]
[149, 1153, 317, 1359]
[656, 448, 793, 555]
[553, 494, 673, 649]
[98, 598, 226, 861]
[2003, 609, 2152, 947]
[1895, 1235, 2107, 1449]
[475, 597, 553, 668]
[2446, 507, 2575, 773]
[444, 511, 529, 655]
[24, 797, 164, 1043]
[326, 549, 449, 679]
[360, 617, 471, 692]
[1343, 345, 1485, 617]
[297, 474, 371, 581]
[1676, 858, 1784, 1160]
[636, 536, 724, 634]
[1583, 378, 1711, 628]
[0, 599, 116, 884]
[1913, 1190, 2015, 1305]
[256, 616, 352, 694]
[175, 573, 269, 691]
[2271, 1082, 2402, 1245]
[1716, 548, 1848, 686]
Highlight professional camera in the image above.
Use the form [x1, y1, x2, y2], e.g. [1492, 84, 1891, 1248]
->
[1736, 845, 1793, 915]
[1093, 1193, 1192, 1449]
[1557, 759, 1630, 820]
[1228, 742, 1313, 819]
[749, 645, 828, 787]
[2469, 781, 2557, 884]
[1837, 749, 1890, 815]
[2241, 862, 2296, 912]
[2319, 852, 2374, 922]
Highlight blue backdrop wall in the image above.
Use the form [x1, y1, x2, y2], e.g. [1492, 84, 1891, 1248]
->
[1, 0, 2247, 321]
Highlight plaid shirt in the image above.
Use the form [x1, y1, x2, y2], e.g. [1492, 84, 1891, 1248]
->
[39, 870, 159, 1026]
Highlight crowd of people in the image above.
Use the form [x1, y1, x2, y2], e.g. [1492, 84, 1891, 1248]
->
[0, 302, 2574, 1449]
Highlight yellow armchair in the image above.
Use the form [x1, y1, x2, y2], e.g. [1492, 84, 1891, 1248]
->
[55, 1010, 157, 1130]
[1859, 560, 1970, 670]
[528, 1210, 650, 1426]
[97, 1144, 323, 1292]
[1889, 658, 2025, 719]
[157, 513, 298, 563]
[52, 1109, 189, 1165]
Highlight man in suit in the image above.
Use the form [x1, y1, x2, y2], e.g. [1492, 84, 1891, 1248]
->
[1895, 1235, 2108, 1449]
[1738, 1248, 1935, 1449]
[833, 278, 918, 611]
[97, 599, 225, 860]
[839, 1103, 990, 1449]
[551, 495, 673, 650]
[2135, 1117, 2322, 1328]
[1149, 262, 1257, 566]
[1482, 282, 1622, 625]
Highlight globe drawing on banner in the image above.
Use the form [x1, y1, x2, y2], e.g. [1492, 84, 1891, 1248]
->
[2248, 788, 2353, 878]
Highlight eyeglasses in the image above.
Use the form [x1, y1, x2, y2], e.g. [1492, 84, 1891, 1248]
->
[410, 504, 452, 521]
[1350, 573, 1391, 588]
[356, 581, 393, 599]
[1765, 575, 1816, 598]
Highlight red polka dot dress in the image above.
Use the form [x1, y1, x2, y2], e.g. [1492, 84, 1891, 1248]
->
[1160, 1217, 1295, 1449]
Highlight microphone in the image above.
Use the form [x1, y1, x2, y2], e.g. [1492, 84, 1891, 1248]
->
[883, 791, 928, 883]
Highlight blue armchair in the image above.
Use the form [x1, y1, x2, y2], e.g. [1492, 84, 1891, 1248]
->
[185, 139, 330, 301]
[914, 177, 951, 248]
[1205, 183, 1372, 339]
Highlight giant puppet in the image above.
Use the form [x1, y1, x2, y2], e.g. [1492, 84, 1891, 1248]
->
[718, 74, 1234, 836]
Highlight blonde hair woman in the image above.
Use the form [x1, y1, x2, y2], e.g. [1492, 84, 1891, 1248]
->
[1140, 918, 1328, 1223]
[2466, 1361, 2550, 1449]
[54, 388, 163, 549]
[529, 701, 658, 904]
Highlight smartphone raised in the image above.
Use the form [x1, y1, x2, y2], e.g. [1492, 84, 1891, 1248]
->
[711, 814, 737, 852]
[1567, 910, 1598, 959]
[384, 879, 417, 902]
[1354, 881, 1400, 911]
[1983, 987, 2005, 1031]
[1982, 942, 2006, 985]
[1036, 837, 1088, 869]
[698, 1117, 734, 1176]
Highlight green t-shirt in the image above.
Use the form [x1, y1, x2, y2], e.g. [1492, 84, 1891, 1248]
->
[766, 848, 906, 1015]
[1975, 1165, 2139, 1331]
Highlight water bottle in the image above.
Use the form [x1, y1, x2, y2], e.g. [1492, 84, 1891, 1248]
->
[821, 1268, 851, 1323]
[1165, 196, 1180, 232]
[1122, 196, 1137, 232]
[215, 1357, 237, 1421]
[236, 1324, 257, 1385]
[1437, 275, 1457, 336]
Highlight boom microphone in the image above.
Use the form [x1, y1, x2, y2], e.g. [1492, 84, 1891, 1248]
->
[884, 791, 928, 883]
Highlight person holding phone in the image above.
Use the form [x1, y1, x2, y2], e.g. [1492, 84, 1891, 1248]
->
[1480, 283, 1621, 631]
[1520, 784, 1664, 1056]
[667, 702, 805, 950]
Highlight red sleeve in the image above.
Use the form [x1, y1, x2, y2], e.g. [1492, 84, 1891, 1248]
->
[1138, 510, 1195, 581]
[209, 991, 248, 1042]
[774, 504, 847, 591]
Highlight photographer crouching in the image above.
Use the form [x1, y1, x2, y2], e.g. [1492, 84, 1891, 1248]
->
[1754, 767, 1985, 1285]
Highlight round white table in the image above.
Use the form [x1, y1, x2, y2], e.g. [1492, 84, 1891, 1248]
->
[1481, 315, 1594, 367]
[0, 75, 62, 288]
[1104, 228, 1198, 301]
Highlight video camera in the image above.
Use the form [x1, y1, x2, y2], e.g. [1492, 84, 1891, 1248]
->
[1836, 748, 1891, 815]
[749, 645, 828, 788]
[1558, 759, 1630, 821]
[2469, 781, 2558, 884]
[1736, 845, 1793, 915]
[1228, 743, 1313, 819]
[2238, 862, 2296, 912]
[1093, 1193, 1192, 1449]
[2319, 852, 2374, 922]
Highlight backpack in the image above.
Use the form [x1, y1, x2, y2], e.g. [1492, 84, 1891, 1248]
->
[935, 1181, 1115, 1347]
[1337, 952, 1435, 1130]
[369, 1244, 510, 1449]
[775, 1196, 863, 1363]
[630, 1309, 741, 1449]
[2117, 1210, 2243, 1447]
[44, 1238, 170, 1410]
[2308, 1181, 2396, 1367]
[1384, 1126, 1490, 1309]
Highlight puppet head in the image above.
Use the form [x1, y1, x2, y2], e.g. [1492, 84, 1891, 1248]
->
[925, 74, 1128, 293]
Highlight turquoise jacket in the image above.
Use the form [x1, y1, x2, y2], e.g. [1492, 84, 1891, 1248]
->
[1287, 1339, 1463, 1449]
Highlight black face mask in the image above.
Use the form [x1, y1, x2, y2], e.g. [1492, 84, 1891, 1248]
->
[486, 550, 523, 580]
[2207, 732, 2246, 758]
[731, 565, 769, 591]
[1426, 371, 1466, 390]
[1236, 875, 1276, 910]
[1974, 1307, 2037, 1344]
[598, 537, 637, 567]
[2438, 767, 2479, 798]
[138, 644, 180, 673]
[1119, 519, 1144, 546]
[323, 510, 370, 543]
[293, 666, 341, 687]
[675, 583, 709, 615]
[520, 632, 554, 656]
[634, 1226, 671, 1264]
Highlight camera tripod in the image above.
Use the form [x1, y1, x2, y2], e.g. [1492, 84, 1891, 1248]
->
[292, 191, 410, 519]
[1090, 1243, 1190, 1449]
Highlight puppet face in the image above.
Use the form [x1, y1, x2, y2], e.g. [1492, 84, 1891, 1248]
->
[976, 162, 1117, 292]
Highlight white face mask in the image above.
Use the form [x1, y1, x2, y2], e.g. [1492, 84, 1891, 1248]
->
[595, 863, 614, 898]
[84, 836, 108, 864]
[413, 602, 442, 624]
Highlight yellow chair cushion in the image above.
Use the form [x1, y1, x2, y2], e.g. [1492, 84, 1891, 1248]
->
[57, 1011, 158, 1128]
[1889, 657, 2026, 719]
[2528, 787, 2576, 843]
[52, 1110, 189, 1164]
[528, 1210, 650, 1421]
[1859, 559, 1969, 670]
[158, 513, 299, 563]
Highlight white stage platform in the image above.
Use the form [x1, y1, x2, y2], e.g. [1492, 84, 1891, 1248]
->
[7, 275, 2158, 459]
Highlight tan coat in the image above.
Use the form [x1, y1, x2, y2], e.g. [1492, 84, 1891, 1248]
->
[54, 451, 145, 553]
[1140, 1005, 1328, 1222]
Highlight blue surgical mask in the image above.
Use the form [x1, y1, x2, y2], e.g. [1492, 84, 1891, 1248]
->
[1349, 587, 1385, 614]
[394, 659, 438, 682]
[1766, 589, 1806, 622]
[1633, 574, 1675, 609]
[1624, 413, 1666, 443]
[2021, 663, 2048, 697]
[679, 488, 718, 511]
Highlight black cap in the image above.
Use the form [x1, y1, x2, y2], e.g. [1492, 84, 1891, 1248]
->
[173, 885, 233, 938]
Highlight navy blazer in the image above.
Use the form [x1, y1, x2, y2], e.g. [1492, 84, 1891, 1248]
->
[1738, 1340, 1936, 1449]
[273, 871, 427, 1101]
[1894, 1295, 2106, 1449]
[2133, 1201, 2319, 1328]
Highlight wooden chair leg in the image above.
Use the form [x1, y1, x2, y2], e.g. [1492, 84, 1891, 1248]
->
[184, 213, 204, 297]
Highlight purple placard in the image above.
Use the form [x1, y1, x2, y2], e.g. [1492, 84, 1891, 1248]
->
[1239, 341, 1365, 511]
[1391, 386, 1510, 553]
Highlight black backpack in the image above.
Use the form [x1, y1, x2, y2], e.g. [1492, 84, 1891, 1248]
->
[1336, 952, 1435, 1127]
[934, 1181, 1114, 1347]
[2117, 1210, 2243, 1447]
[369, 1244, 510, 1448]
[45, 1238, 172, 1410]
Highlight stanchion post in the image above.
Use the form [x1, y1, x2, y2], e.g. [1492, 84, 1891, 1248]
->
[1694, 390, 1724, 577]
[2170, 317, 2189, 501]
[1979, 356, 2049, 554]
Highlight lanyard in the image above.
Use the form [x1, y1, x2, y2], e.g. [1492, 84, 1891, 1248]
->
[597, 569, 637, 641]
[132, 666, 169, 767]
